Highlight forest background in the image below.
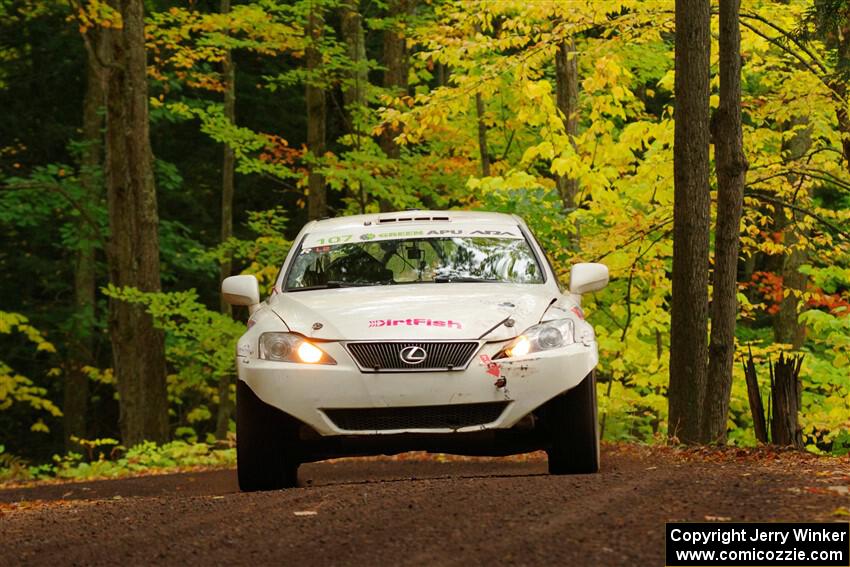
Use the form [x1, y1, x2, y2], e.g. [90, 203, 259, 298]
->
[1, 0, 849, 478]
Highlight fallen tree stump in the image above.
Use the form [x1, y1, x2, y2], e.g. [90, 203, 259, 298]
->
[741, 349, 804, 448]
[769, 353, 804, 448]
[743, 346, 768, 444]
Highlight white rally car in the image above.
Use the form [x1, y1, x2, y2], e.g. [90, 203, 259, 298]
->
[222, 211, 608, 491]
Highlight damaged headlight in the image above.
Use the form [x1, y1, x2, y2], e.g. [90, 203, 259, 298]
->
[259, 332, 336, 365]
[493, 319, 576, 359]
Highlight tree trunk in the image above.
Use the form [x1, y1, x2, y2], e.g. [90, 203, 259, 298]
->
[340, 0, 367, 128]
[475, 92, 490, 177]
[340, 0, 368, 213]
[436, 62, 447, 87]
[215, 0, 236, 441]
[836, 105, 850, 174]
[704, 0, 748, 444]
[104, 0, 169, 446]
[379, 0, 410, 162]
[668, 0, 712, 444]
[65, 32, 106, 450]
[377, 0, 411, 212]
[830, 30, 850, 175]
[306, 5, 327, 221]
[774, 246, 808, 348]
[554, 38, 579, 211]
[771, 119, 811, 348]
[763, 214, 808, 349]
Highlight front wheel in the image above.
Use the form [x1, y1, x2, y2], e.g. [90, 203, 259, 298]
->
[237, 380, 300, 491]
[547, 371, 600, 475]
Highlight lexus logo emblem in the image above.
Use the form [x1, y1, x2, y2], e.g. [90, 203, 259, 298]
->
[399, 345, 428, 365]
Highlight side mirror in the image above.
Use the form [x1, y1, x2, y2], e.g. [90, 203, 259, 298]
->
[222, 275, 260, 311]
[569, 263, 609, 295]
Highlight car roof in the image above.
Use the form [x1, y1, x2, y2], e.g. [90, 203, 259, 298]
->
[303, 210, 523, 232]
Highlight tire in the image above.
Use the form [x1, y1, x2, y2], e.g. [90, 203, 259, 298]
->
[547, 371, 600, 475]
[237, 380, 300, 491]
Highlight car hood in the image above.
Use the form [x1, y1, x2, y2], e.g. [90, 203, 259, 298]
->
[268, 284, 558, 341]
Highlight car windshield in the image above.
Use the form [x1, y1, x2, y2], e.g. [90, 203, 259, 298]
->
[284, 236, 544, 290]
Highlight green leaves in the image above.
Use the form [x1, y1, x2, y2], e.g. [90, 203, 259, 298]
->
[0, 439, 235, 483]
[3, 0, 850, 460]
[0, 312, 61, 431]
[102, 285, 244, 434]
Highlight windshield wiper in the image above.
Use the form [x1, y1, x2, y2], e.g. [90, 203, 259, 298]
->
[288, 281, 386, 291]
[433, 276, 501, 283]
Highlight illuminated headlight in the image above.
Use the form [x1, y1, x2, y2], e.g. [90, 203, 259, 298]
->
[259, 333, 336, 365]
[494, 319, 576, 359]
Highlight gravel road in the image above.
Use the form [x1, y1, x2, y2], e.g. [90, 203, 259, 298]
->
[1, 445, 847, 566]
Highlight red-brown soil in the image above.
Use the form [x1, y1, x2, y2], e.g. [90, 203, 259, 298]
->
[1, 444, 848, 566]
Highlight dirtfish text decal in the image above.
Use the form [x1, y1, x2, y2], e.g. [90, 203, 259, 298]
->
[369, 318, 462, 329]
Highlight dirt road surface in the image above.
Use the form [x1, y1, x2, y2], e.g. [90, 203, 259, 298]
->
[1, 444, 848, 566]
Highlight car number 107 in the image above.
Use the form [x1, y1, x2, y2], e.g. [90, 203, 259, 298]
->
[315, 234, 353, 245]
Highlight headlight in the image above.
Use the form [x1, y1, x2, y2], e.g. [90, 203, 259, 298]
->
[259, 333, 336, 364]
[494, 319, 576, 359]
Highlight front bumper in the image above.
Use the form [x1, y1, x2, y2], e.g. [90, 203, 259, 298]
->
[238, 339, 598, 436]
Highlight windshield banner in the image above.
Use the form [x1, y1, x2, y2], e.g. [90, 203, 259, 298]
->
[301, 226, 524, 249]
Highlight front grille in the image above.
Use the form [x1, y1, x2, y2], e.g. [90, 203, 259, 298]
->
[346, 341, 479, 372]
[323, 402, 509, 431]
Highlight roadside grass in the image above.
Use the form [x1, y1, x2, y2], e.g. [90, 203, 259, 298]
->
[2, 440, 846, 488]
[0, 439, 235, 486]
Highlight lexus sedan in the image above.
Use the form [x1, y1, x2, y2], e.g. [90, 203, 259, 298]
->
[222, 210, 608, 491]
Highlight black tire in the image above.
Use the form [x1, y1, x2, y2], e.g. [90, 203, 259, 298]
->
[547, 371, 600, 475]
[237, 380, 300, 491]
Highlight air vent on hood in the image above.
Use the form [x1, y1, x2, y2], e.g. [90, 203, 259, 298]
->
[375, 215, 451, 224]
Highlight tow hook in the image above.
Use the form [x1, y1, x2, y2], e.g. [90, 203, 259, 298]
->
[495, 375, 511, 400]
